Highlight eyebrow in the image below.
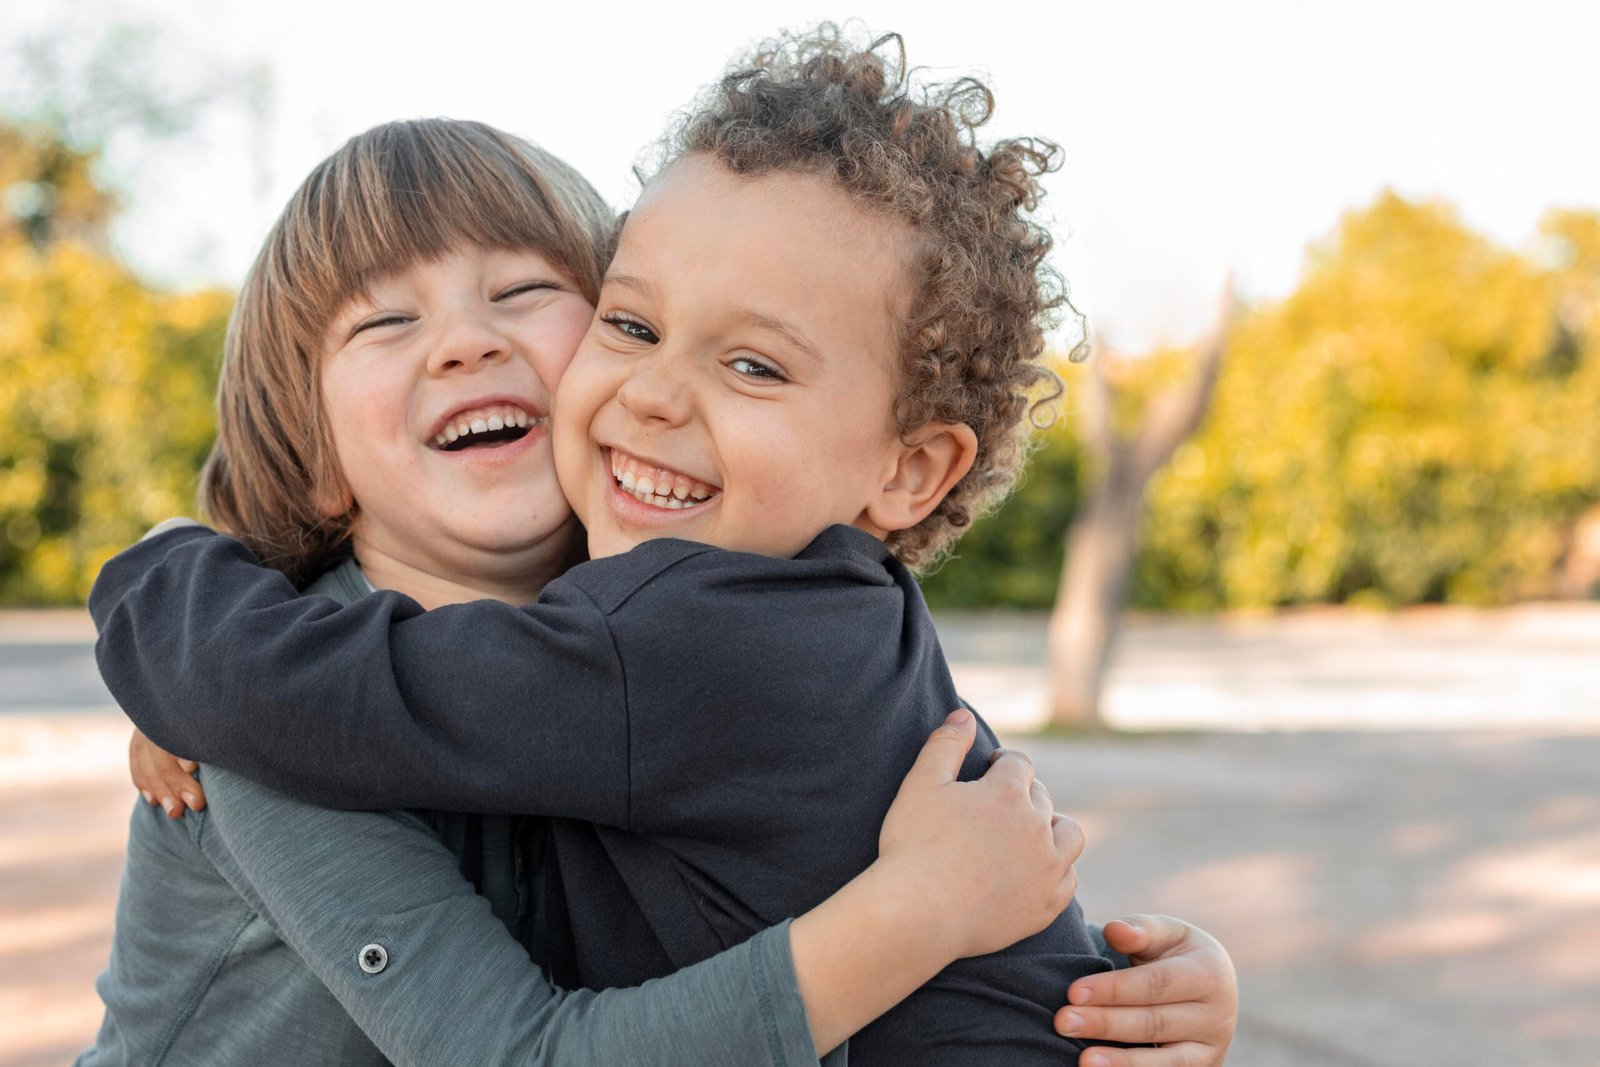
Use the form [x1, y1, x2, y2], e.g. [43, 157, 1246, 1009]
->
[603, 272, 660, 299]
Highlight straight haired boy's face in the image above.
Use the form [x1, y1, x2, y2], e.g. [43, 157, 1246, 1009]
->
[320, 245, 593, 577]
[552, 155, 918, 560]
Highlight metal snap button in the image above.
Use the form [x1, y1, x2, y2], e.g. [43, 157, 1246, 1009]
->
[358, 943, 389, 974]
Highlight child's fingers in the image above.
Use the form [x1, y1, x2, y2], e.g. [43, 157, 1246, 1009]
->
[901, 709, 978, 789]
[128, 729, 204, 818]
[1057, 1002, 1215, 1046]
[1047, 814, 1083, 907]
[1029, 776, 1054, 821]
[981, 748, 1035, 798]
[1102, 914, 1187, 960]
[1051, 813, 1085, 867]
[173, 775, 206, 812]
[1077, 1042, 1218, 1067]
[1070, 953, 1209, 1008]
[129, 731, 158, 793]
[160, 774, 204, 815]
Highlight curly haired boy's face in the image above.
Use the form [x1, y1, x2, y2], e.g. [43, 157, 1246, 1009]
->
[319, 245, 592, 580]
[553, 154, 975, 561]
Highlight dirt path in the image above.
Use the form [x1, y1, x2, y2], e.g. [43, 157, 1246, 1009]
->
[4, 713, 1596, 1066]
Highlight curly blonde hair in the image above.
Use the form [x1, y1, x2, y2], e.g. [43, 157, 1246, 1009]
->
[658, 24, 1071, 568]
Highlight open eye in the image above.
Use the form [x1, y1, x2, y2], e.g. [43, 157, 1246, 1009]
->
[601, 313, 660, 345]
[729, 355, 786, 382]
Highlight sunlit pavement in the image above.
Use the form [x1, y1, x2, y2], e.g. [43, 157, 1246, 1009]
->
[3, 607, 1598, 1066]
[942, 604, 1600, 733]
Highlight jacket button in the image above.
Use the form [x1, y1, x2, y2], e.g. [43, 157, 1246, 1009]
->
[358, 943, 389, 974]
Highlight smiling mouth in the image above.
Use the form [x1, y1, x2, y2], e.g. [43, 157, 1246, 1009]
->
[608, 448, 721, 511]
[432, 404, 543, 452]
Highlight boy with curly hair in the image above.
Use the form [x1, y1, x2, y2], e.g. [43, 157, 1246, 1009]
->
[92, 27, 1230, 1065]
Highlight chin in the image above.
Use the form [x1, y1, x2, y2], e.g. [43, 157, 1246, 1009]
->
[454, 513, 574, 554]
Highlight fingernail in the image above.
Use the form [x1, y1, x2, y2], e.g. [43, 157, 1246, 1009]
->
[944, 708, 971, 725]
[140, 791, 154, 805]
[1083, 1054, 1110, 1067]
[181, 792, 197, 807]
[1061, 1011, 1084, 1035]
[1070, 985, 1094, 1005]
[162, 798, 179, 816]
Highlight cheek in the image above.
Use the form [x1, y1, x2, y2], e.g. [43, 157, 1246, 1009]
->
[529, 303, 599, 391]
[322, 366, 414, 482]
[552, 352, 611, 508]
[553, 337, 622, 432]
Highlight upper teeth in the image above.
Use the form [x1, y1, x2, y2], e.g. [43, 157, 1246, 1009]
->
[610, 449, 718, 510]
[434, 404, 538, 447]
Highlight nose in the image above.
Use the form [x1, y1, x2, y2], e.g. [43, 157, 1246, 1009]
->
[426, 305, 511, 377]
[615, 347, 692, 427]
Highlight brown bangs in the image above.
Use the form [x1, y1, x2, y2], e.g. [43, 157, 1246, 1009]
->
[281, 119, 613, 357]
[199, 118, 614, 585]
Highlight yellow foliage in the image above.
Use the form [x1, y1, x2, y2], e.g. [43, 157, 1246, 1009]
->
[1137, 192, 1600, 608]
[0, 232, 227, 603]
[929, 192, 1600, 611]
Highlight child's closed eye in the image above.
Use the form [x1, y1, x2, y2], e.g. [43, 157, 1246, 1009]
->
[494, 279, 565, 301]
[350, 313, 413, 337]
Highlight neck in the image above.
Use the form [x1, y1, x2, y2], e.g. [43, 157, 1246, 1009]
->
[349, 523, 583, 609]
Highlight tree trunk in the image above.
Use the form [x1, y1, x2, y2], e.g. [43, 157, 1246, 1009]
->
[1048, 298, 1232, 729]
[1049, 457, 1148, 727]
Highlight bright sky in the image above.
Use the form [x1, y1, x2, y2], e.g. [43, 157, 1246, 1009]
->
[5, 0, 1599, 349]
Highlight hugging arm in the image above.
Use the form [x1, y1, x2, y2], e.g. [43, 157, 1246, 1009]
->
[97, 527, 1233, 1061]
[181, 713, 1082, 1064]
[92, 526, 631, 819]
[194, 765, 824, 1067]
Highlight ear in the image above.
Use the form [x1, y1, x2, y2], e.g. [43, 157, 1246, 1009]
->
[862, 422, 979, 534]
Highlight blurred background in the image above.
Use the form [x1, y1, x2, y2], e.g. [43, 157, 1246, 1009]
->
[1, 1, 1597, 1064]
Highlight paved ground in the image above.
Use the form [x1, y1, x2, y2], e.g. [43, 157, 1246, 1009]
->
[3, 607, 1598, 1065]
[942, 603, 1600, 733]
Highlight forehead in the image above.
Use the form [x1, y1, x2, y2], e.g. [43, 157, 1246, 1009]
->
[616, 156, 911, 359]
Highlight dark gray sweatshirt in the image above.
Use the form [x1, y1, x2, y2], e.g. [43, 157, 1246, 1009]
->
[91, 523, 1110, 1064]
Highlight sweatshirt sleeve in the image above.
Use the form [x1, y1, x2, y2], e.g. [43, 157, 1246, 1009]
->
[91, 525, 631, 821]
[195, 765, 823, 1067]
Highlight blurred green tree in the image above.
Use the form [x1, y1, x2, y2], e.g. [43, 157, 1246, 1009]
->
[924, 193, 1600, 616]
[0, 207, 229, 602]
[1138, 193, 1599, 609]
[0, 18, 261, 603]
[0, 124, 115, 247]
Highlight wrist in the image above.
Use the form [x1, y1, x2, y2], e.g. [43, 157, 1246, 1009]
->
[788, 859, 963, 1054]
[853, 855, 967, 965]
